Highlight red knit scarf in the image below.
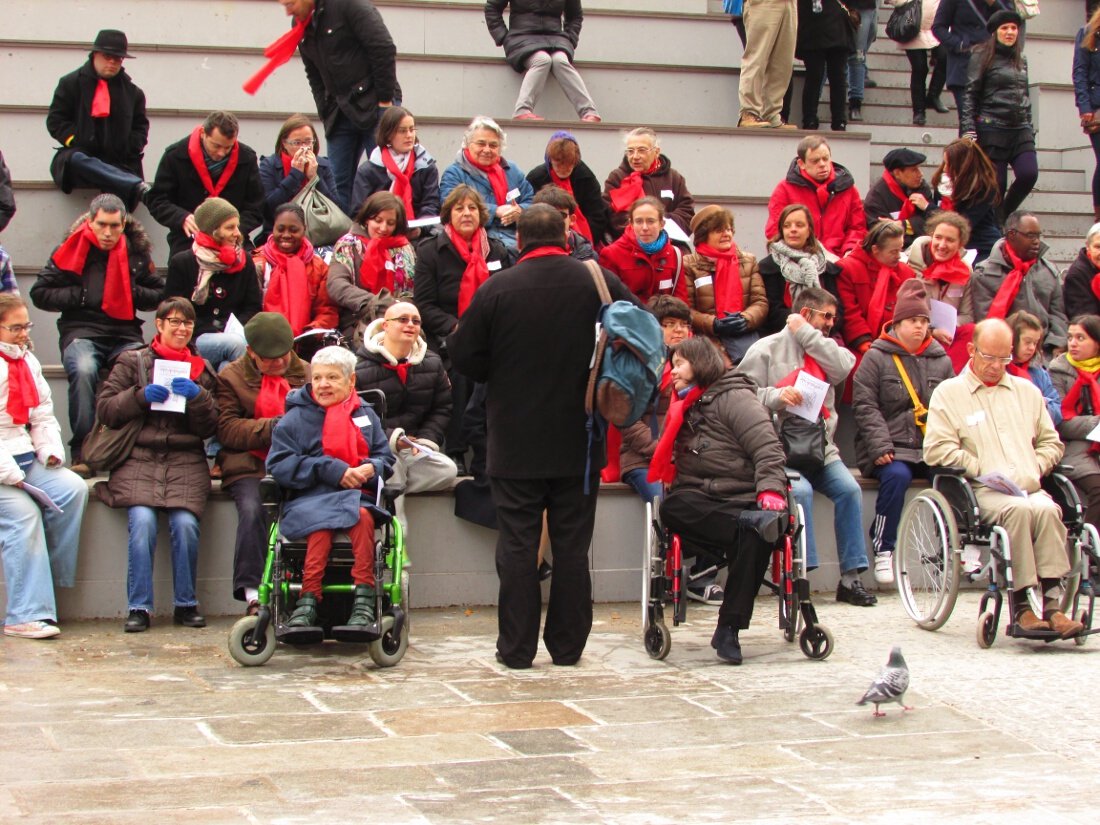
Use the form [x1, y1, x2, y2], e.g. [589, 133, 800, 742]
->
[278, 152, 309, 192]
[243, 11, 313, 94]
[250, 373, 292, 460]
[0, 349, 40, 426]
[881, 171, 916, 222]
[776, 354, 830, 419]
[800, 167, 836, 209]
[1006, 361, 1030, 379]
[867, 263, 905, 343]
[50, 220, 134, 320]
[609, 159, 658, 213]
[463, 148, 508, 207]
[520, 246, 568, 261]
[550, 170, 593, 241]
[150, 335, 205, 380]
[193, 231, 247, 273]
[261, 236, 314, 336]
[446, 225, 491, 317]
[647, 385, 705, 484]
[922, 254, 971, 286]
[187, 125, 240, 198]
[321, 391, 371, 468]
[695, 242, 743, 316]
[360, 235, 409, 293]
[91, 79, 111, 118]
[987, 243, 1036, 319]
[381, 148, 415, 218]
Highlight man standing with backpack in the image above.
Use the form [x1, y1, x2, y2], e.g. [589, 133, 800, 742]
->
[448, 204, 637, 669]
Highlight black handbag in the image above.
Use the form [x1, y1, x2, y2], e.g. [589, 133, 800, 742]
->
[779, 414, 827, 475]
[885, 0, 923, 43]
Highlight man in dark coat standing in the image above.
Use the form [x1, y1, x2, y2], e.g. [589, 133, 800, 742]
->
[145, 111, 264, 258]
[448, 204, 636, 669]
[862, 148, 939, 250]
[46, 30, 150, 211]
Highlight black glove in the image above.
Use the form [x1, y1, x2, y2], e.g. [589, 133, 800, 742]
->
[713, 313, 749, 338]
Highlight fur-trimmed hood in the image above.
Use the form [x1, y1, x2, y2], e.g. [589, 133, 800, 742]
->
[360, 317, 427, 366]
[64, 211, 153, 256]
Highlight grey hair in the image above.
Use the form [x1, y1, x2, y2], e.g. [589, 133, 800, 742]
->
[624, 127, 659, 148]
[463, 116, 506, 150]
[1087, 222, 1100, 245]
[311, 345, 357, 379]
[89, 193, 127, 220]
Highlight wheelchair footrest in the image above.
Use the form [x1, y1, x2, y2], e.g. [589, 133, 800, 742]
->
[1008, 624, 1069, 642]
[331, 623, 382, 643]
[276, 625, 325, 645]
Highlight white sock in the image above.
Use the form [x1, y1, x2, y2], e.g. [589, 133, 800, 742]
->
[245, 587, 259, 604]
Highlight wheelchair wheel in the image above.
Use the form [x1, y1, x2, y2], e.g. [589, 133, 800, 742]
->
[368, 614, 408, 668]
[1057, 525, 1092, 616]
[976, 610, 997, 649]
[798, 624, 833, 660]
[1075, 610, 1091, 647]
[642, 498, 657, 632]
[643, 620, 671, 660]
[228, 616, 276, 667]
[895, 490, 961, 630]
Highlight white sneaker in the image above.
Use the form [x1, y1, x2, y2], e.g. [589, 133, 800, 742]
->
[961, 545, 982, 575]
[687, 583, 724, 605]
[874, 552, 894, 585]
[4, 621, 60, 639]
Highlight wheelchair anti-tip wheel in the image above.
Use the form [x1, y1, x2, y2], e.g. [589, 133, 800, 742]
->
[368, 614, 408, 667]
[976, 610, 997, 649]
[644, 620, 671, 660]
[228, 615, 276, 667]
[895, 489, 961, 630]
[1075, 610, 1091, 647]
[798, 624, 833, 660]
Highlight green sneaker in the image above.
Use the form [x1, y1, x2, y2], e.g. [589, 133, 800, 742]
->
[286, 592, 319, 627]
[346, 585, 377, 627]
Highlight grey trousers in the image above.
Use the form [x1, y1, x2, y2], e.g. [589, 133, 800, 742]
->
[514, 50, 599, 118]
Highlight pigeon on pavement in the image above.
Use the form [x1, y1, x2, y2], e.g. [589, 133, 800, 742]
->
[857, 646, 912, 717]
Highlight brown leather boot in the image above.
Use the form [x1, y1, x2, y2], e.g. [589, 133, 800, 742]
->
[1016, 609, 1050, 632]
[1047, 611, 1085, 639]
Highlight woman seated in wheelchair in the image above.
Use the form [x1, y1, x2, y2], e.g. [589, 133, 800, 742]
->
[267, 345, 395, 634]
[648, 337, 789, 664]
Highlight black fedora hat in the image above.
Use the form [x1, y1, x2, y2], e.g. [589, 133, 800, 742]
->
[92, 30, 134, 59]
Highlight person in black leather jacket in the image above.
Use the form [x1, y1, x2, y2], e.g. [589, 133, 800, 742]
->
[960, 10, 1036, 219]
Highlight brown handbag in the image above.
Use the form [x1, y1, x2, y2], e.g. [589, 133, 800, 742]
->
[81, 414, 142, 472]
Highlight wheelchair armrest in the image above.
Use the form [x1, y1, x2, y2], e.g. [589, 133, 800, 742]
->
[1056, 464, 1075, 474]
[259, 475, 283, 505]
[928, 466, 967, 477]
[783, 469, 801, 482]
[737, 509, 786, 546]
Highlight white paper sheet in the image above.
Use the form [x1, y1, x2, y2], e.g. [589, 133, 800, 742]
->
[929, 299, 958, 339]
[150, 359, 191, 413]
[963, 248, 978, 266]
[408, 216, 442, 229]
[399, 435, 437, 457]
[21, 482, 63, 513]
[787, 370, 829, 423]
[1087, 421, 1100, 443]
[977, 471, 1028, 498]
[663, 218, 691, 246]
[224, 313, 246, 340]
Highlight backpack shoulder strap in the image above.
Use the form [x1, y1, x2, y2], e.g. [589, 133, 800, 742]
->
[585, 258, 612, 305]
[669, 244, 684, 294]
[891, 353, 929, 434]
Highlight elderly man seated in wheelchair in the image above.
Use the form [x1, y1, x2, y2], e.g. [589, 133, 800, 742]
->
[923, 318, 1086, 639]
[267, 345, 395, 635]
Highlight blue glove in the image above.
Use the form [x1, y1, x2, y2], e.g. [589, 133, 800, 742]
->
[713, 313, 748, 338]
[143, 384, 170, 404]
[171, 377, 202, 400]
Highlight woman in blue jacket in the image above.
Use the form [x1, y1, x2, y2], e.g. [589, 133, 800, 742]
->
[1074, 7, 1100, 223]
[258, 115, 340, 238]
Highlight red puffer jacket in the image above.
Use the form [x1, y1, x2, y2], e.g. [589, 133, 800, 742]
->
[598, 227, 688, 303]
[836, 246, 916, 348]
[765, 159, 867, 257]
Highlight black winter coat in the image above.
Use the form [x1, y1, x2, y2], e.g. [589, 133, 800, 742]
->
[350, 144, 441, 219]
[46, 60, 149, 188]
[1063, 247, 1100, 320]
[298, 0, 401, 134]
[960, 45, 1032, 135]
[30, 217, 163, 352]
[146, 136, 265, 258]
[257, 152, 340, 237]
[795, 0, 856, 58]
[862, 174, 939, 248]
[164, 251, 262, 338]
[932, 0, 1014, 90]
[447, 248, 636, 478]
[526, 159, 611, 244]
[0, 150, 15, 233]
[484, 0, 583, 73]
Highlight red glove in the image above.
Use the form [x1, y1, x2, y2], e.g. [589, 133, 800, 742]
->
[757, 491, 786, 511]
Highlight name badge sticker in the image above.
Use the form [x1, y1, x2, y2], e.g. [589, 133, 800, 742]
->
[505, 188, 521, 202]
[660, 189, 674, 199]
[695, 275, 713, 288]
[965, 410, 986, 427]
[384, 261, 396, 271]
[352, 416, 371, 428]
[487, 260, 502, 271]
[659, 279, 673, 290]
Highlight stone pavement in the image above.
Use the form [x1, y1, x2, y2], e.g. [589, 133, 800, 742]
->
[1, 590, 1098, 824]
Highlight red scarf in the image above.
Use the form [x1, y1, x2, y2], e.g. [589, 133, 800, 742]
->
[1006, 361, 1030, 380]
[549, 169, 593, 241]
[446, 225, 492, 317]
[194, 231, 247, 273]
[881, 171, 916, 222]
[776, 354, 830, 419]
[50, 220, 134, 320]
[1062, 366, 1100, 453]
[800, 167, 836, 209]
[864, 255, 904, 343]
[261, 236, 314, 335]
[922, 254, 971, 286]
[187, 125, 240, 198]
[463, 148, 509, 207]
[647, 385, 705, 484]
[1090, 269, 1100, 304]
[278, 152, 309, 192]
[695, 242, 743, 317]
[250, 373, 291, 460]
[321, 391, 371, 468]
[150, 335, 205, 380]
[600, 425, 623, 483]
[91, 78, 111, 118]
[243, 12, 313, 94]
[520, 246, 568, 261]
[609, 159, 658, 213]
[381, 148, 415, 219]
[987, 243, 1036, 319]
[383, 361, 409, 385]
[1, 350, 40, 426]
[360, 235, 409, 293]
[940, 195, 955, 212]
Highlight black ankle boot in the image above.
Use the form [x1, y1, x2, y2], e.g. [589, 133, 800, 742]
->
[347, 584, 377, 627]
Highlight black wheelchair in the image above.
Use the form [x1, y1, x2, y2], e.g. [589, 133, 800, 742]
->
[642, 472, 834, 661]
[894, 466, 1099, 647]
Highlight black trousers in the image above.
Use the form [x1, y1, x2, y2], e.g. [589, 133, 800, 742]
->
[490, 475, 598, 666]
[906, 46, 946, 114]
[802, 47, 849, 129]
[661, 489, 775, 630]
[224, 476, 269, 601]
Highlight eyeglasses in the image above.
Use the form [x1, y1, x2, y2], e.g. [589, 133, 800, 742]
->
[163, 318, 196, 329]
[385, 316, 422, 327]
[1010, 230, 1043, 241]
[807, 308, 837, 322]
[393, 126, 417, 135]
[625, 147, 655, 156]
[283, 139, 313, 149]
[0, 322, 33, 333]
[975, 348, 1013, 364]
[469, 140, 501, 150]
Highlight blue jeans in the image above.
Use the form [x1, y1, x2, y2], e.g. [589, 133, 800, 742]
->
[847, 9, 877, 103]
[0, 460, 88, 624]
[126, 506, 200, 613]
[327, 113, 380, 214]
[790, 460, 868, 574]
[67, 152, 144, 204]
[62, 337, 144, 456]
[195, 332, 245, 374]
[622, 468, 663, 505]
[870, 460, 926, 556]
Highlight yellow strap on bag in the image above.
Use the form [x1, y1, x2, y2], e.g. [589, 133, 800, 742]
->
[892, 354, 928, 435]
